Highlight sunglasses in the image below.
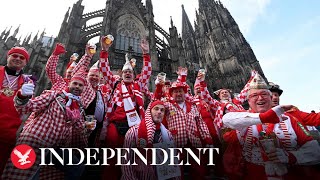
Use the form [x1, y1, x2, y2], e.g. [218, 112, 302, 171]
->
[10, 54, 26, 61]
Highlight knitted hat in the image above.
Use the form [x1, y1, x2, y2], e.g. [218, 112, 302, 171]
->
[150, 100, 165, 110]
[138, 101, 165, 148]
[71, 68, 87, 85]
[7, 47, 30, 62]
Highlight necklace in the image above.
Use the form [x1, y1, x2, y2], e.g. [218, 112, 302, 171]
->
[1, 72, 20, 97]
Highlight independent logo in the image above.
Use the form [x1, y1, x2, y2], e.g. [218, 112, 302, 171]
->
[11, 144, 36, 169]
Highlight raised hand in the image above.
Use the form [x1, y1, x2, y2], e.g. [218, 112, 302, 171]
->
[85, 44, 96, 56]
[176, 67, 187, 75]
[101, 35, 113, 51]
[140, 39, 149, 54]
[21, 81, 35, 97]
[53, 43, 66, 56]
[196, 69, 206, 81]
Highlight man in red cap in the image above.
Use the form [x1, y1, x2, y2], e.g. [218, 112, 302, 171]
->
[222, 73, 320, 179]
[122, 100, 180, 180]
[2, 64, 96, 179]
[0, 46, 33, 175]
[99, 36, 152, 179]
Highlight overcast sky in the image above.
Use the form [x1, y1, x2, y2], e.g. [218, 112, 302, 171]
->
[0, 0, 319, 112]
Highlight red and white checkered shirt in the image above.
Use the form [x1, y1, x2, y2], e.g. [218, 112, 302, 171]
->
[46, 54, 96, 108]
[164, 101, 213, 148]
[200, 74, 254, 129]
[2, 90, 91, 179]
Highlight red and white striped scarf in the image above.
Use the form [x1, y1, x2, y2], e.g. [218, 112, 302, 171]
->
[137, 103, 171, 148]
[106, 81, 145, 124]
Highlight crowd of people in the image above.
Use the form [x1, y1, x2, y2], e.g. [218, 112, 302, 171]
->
[0, 35, 320, 180]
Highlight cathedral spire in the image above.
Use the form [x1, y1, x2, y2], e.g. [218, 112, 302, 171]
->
[39, 28, 46, 41]
[170, 16, 174, 28]
[64, 7, 70, 22]
[0, 27, 7, 39]
[32, 30, 39, 45]
[26, 32, 32, 45]
[77, 0, 83, 5]
[181, 4, 195, 40]
[4, 26, 12, 40]
[13, 24, 20, 38]
[146, 0, 153, 12]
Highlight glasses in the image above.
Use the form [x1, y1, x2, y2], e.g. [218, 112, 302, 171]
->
[10, 54, 26, 60]
[248, 91, 270, 100]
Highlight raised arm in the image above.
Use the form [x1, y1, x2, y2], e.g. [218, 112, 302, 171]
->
[176, 67, 187, 83]
[194, 70, 220, 111]
[199, 81, 220, 111]
[287, 108, 320, 126]
[100, 36, 116, 88]
[234, 70, 257, 104]
[45, 43, 67, 90]
[222, 105, 288, 130]
[137, 39, 152, 89]
[176, 67, 194, 102]
[72, 45, 94, 75]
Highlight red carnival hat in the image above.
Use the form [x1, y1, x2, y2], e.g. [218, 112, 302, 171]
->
[71, 68, 87, 85]
[7, 47, 30, 62]
[169, 81, 188, 94]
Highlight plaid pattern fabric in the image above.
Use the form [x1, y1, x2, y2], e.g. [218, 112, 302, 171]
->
[122, 126, 158, 180]
[72, 54, 92, 77]
[233, 74, 255, 104]
[45, 55, 67, 91]
[200, 82, 220, 111]
[122, 118, 175, 180]
[100, 52, 152, 115]
[200, 81, 248, 129]
[45, 54, 96, 108]
[2, 90, 90, 179]
[214, 101, 245, 128]
[73, 54, 96, 108]
[2, 134, 49, 179]
[165, 101, 212, 148]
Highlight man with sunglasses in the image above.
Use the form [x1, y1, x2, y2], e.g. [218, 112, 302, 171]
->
[222, 73, 320, 179]
[0, 47, 32, 175]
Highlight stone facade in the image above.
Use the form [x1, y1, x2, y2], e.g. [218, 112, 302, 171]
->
[0, 0, 266, 96]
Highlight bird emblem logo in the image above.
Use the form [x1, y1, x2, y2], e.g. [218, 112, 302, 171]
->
[11, 144, 36, 169]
